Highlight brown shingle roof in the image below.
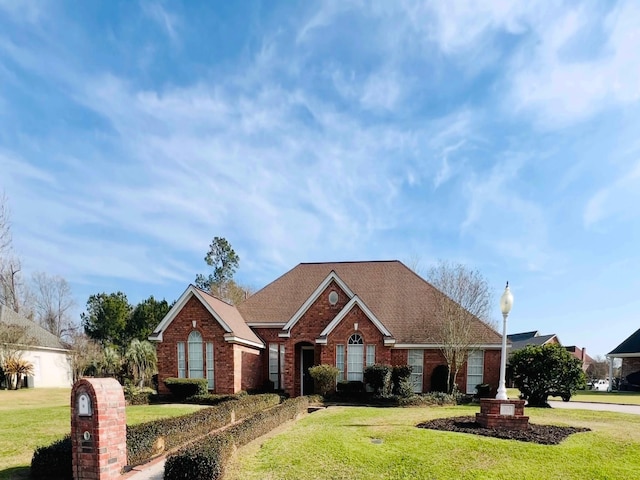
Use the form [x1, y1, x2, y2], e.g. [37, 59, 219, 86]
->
[194, 287, 263, 347]
[238, 261, 501, 345]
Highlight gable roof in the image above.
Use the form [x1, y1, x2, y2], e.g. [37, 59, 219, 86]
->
[149, 285, 263, 349]
[238, 260, 501, 346]
[608, 328, 640, 356]
[0, 304, 69, 351]
[317, 294, 393, 343]
[507, 331, 560, 352]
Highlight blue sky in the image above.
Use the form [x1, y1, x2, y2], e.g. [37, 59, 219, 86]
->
[1, 1, 639, 358]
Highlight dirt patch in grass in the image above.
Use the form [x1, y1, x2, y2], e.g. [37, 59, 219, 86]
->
[417, 416, 590, 445]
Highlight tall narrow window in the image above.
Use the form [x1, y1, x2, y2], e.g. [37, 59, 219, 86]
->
[466, 350, 484, 394]
[177, 342, 186, 378]
[206, 342, 214, 390]
[269, 343, 280, 389]
[279, 344, 285, 389]
[336, 344, 345, 381]
[366, 344, 376, 366]
[408, 349, 424, 393]
[188, 331, 204, 379]
[347, 334, 364, 381]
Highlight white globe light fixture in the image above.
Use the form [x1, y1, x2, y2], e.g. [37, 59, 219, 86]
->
[496, 282, 514, 400]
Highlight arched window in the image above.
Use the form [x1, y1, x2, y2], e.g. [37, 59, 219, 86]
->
[188, 331, 204, 379]
[347, 334, 364, 381]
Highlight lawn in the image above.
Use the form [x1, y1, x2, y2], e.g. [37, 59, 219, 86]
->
[225, 405, 640, 480]
[0, 388, 205, 480]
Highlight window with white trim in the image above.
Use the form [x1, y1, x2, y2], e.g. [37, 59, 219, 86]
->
[336, 344, 345, 381]
[347, 334, 364, 381]
[466, 350, 484, 394]
[279, 344, 285, 389]
[188, 331, 204, 379]
[408, 349, 424, 393]
[177, 342, 186, 378]
[206, 342, 214, 390]
[366, 344, 375, 366]
[269, 343, 279, 389]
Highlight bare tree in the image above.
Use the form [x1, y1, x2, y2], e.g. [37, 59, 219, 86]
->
[66, 332, 104, 382]
[427, 261, 493, 394]
[405, 253, 423, 275]
[31, 272, 76, 340]
[0, 193, 29, 315]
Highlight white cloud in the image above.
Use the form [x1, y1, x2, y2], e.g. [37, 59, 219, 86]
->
[509, 1, 640, 127]
[584, 161, 640, 227]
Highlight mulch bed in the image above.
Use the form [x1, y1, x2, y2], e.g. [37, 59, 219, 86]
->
[416, 416, 590, 445]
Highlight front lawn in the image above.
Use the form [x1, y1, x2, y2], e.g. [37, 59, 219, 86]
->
[226, 405, 640, 480]
[0, 388, 204, 480]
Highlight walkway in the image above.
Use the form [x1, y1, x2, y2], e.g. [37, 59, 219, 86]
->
[548, 400, 640, 415]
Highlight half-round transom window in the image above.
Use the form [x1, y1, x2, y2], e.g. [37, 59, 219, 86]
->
[348, 333, 363, 345]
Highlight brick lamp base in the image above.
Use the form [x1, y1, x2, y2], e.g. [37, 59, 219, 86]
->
[475, 399, 529, 430]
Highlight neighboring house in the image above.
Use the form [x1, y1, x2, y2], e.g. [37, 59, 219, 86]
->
[608, 328, 640, 387]
[565, 346, 594, 372]
[0, 304, 73, 388]
[507, 331, 561, 353]
[150, 261, 503, 397]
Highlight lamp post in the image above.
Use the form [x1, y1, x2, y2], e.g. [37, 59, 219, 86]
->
[496, 282, 513, 400]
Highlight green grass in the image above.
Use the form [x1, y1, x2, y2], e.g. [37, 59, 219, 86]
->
[506, 387, 640, 405]
[0, 388, 205, 480]
[226, 405, 640, 480]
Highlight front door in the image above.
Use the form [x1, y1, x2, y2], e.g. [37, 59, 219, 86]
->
[301, 347, 315, 396]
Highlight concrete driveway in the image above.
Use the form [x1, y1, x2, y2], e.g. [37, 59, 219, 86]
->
[548, 400, 640, 415]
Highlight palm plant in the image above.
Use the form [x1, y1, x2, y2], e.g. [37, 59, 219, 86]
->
[125, 339, 157, 388]
[3, 354, 34, 389]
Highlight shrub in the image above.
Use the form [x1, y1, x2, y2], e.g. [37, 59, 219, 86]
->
[309, 364, 339, 397]
[124, 386, 155, 405]
[31, 435, 72, 480]
[165, 397, 311, 480]
[430, 364, 449, 393]
[181, 393, 236, 406]
[335, 380, 366, 401]
[364, 364, 392, 396]
[398, 391, 457, 407]
[391, 365, 413, 396]
[475, 383, 492, 399]
[127, 393, 280, 467]
[164, 377, 208, 399]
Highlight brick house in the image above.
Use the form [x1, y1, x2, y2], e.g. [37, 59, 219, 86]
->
[608, 328, 640, 388]
[150, 261, 502, 397]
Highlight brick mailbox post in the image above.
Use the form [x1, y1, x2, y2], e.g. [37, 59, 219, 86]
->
[71, 378, 127, 480]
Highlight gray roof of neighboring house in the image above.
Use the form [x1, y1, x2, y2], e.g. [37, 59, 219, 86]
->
[507, 331, 559, 352]
[0, 304, 68, 350]
[608, 328, 640, 356]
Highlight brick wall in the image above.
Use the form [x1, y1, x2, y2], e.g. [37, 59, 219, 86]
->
[237, 344, 262, 391]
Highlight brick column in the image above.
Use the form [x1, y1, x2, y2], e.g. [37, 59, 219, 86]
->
[71, 378, 127, 480]
[476, 398, 529, 430]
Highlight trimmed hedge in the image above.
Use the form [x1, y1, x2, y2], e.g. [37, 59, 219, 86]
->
[364, 364, 392, 396]
[165, 396, 313, 480]
[30, 393, 281, 478]
[127, 393, 281, 467]
[398, 391, 458, 406]
[164, 377, 208, 399]
[31, 435, 72, 480]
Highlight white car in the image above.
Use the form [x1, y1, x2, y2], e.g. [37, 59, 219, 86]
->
[591, 379, 609, 391]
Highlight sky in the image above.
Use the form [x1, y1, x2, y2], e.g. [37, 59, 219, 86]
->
[1, 1, 639, 359]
